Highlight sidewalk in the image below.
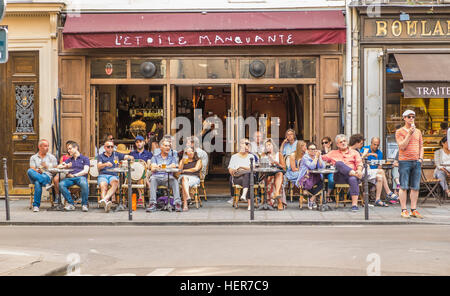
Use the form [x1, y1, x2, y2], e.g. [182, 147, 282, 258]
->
[1, 197, 450, 225]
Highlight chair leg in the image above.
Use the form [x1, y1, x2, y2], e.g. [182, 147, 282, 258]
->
[289, 182, 293, 202]
[194, 187, 200, 209]
[29, 188, 34, 210]
[201, 180, 207, 201]
[233, 187, 239, 208]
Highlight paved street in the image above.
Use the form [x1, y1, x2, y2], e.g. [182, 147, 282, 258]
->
[1, 225, 450, 276]
[1, 198, 450, 225]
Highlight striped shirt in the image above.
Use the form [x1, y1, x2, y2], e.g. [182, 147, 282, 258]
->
[395, 127, 423, 161]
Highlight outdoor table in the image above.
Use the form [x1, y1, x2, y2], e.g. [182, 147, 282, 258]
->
[309, 167, 336, 212]
[254, 166, 283, 211]
[106, 167, 134, 212]
[157, 167, 180, 212]
[47, 167, 72, 211]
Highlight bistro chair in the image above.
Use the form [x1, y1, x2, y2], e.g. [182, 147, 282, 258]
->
[299, 187, 323, 210]
[121, 159, 148, 208]
[232, 184, 261, 209]
[333, 183, 364, 208]
[29, 184, 55, 209]
[189, 185, 203, 209]
[420, 165, 442, 205]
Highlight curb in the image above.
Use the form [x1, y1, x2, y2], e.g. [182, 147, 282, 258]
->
[43, 264, 69, 276]
[1, 220, 448, 226]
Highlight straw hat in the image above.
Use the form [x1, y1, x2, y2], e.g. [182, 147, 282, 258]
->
[116, 144, 130, 154]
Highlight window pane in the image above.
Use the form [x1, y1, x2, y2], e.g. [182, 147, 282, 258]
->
[239, 59, 275, 79]
[170, 59, 235, 79]
[91, 59, 127, 79]
[131, 59, 165, 79]
[279, 58, 316, 78]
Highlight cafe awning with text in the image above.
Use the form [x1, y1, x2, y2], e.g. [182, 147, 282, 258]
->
[62, 11, 346, 49]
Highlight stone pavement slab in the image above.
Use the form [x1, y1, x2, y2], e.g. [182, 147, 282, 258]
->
[1, 197, 450, 225]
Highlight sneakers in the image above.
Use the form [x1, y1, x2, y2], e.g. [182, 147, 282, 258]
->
[175, 203, 182, 212]
[411, 210, 424, 219]
[64, 204, 75, 211]
[227, 198, 234, 205]
[146, 203, 157, 213]
[82, 205, 89, 212]
[33, 206, 39, 212]
[401, 210, 410, 219]
[98, 199, 106, 208]
[105, 201, 112, 213]
[351, 206, 359, 212]
[307, 199, 313, 210]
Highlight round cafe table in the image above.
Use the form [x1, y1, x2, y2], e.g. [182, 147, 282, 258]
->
[308, 167, 336, 212]
[105, 167, 134, 212]
[253, 166, 284, 211]
[47, 168, 72, 211]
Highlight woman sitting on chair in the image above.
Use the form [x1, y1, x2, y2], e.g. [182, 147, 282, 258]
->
[296, 142, 326, 210]
[285, 140, 307, 182]
[261, 138, 287, 210]
[434, 136, 450, 198]
[178, 146, 202, 212]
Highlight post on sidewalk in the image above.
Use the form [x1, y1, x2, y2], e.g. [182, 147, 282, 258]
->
[363, 157, 369, 220]
[3, 158, 10, 221]
[127, 159, 132, 221]
[250, 157, 254, 221]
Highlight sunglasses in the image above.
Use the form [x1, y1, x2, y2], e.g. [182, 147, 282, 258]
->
[322, 141, 329, 145]
[407, 115, 415, 119]
[105, 145, 114, 148]
[244, 142, 250, 146]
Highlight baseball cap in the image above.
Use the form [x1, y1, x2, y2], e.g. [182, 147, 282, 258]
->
[135, 135, 145, 141]
[402, 110, 415, 117]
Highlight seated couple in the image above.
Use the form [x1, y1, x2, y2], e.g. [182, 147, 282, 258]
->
[228, 138, 287, 210]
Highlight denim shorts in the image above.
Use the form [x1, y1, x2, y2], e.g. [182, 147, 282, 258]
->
[98, 174, 119, 185]
[398, 160, 422, 191]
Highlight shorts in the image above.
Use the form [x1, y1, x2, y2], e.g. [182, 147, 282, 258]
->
[178, 175, 200, 188]
[365, 168, 379, 184]
[398, 160, 422, 191]
[98, 174, 119, 185]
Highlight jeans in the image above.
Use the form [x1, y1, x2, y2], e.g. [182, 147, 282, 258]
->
[399, 160, 421, 191]
[149, 175, 181, 205]
[333, 161, 360, 196]
[27, 169, 51, 208]
[59, 177, 89, 206]
[326, 173, 335, 191]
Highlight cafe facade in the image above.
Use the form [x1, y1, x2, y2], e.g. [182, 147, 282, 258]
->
[354, 3, 450, 159]
[59, 10, 347, 175]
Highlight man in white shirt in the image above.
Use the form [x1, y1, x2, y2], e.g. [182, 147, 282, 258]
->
[250, 131, 265, 156]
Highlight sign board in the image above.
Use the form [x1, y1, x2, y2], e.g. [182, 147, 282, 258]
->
[0, 27, 7, 63]
[404, 82, 450, 98]
[0, 0, 6, 21]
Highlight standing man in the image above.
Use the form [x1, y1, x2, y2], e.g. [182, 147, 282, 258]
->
[97, 139, 134, 212]
[280, 129, 298, 156]
[395, 110, 424, 219]
[147, 138, 182, 212]
[58, 142, 90, 212]
[129, 135, 153, 206]
[27, 139, 58, 212]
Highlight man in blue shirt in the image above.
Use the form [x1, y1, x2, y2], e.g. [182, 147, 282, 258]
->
[280, 129, 298, 156]
[97, 139, 134, 212]
[147, 138, 182, 212]
[129, 135, 153, 206]
[58, 142, 90, 212]
[360, 137, 398, 206]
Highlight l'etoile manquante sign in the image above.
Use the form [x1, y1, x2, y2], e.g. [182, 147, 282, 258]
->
[364, 17, 450, 39]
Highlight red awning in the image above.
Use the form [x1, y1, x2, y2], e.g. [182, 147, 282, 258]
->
[63, 11, 346, 49]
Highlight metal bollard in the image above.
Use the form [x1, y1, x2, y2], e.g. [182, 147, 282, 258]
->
[363, 158, 369, 220]
[127, 159, 132, 221]
[3, 158, 10, 221]
[250, 157, 254, 221]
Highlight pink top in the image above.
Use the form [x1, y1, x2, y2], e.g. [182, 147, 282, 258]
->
[322, 149, 362, 171]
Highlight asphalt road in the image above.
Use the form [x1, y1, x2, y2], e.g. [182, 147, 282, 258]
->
[1, 225, 450, 276]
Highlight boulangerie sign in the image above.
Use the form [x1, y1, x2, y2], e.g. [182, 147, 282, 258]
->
[404, 83, 450, 98]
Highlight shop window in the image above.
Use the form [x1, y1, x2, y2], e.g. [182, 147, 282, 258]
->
[240, 59, 275, 79]
[385, 54, 448, 159]
[91, 59, 127, 79]
[170, 59, 236, 79]
[131, 59, 166, 79]
[279, 58, 316, 78]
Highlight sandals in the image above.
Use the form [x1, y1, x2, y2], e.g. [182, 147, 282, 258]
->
[375, 199, 388, 207]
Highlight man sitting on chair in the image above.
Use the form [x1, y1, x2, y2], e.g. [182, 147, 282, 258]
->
[322, 134, 363, 212]
[129, 135, 153, 207]
[97, 139, 134, 213]
[58, 141, 90, 212]
[28, 139, 58, 212]
[146, 138, 182, 213]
